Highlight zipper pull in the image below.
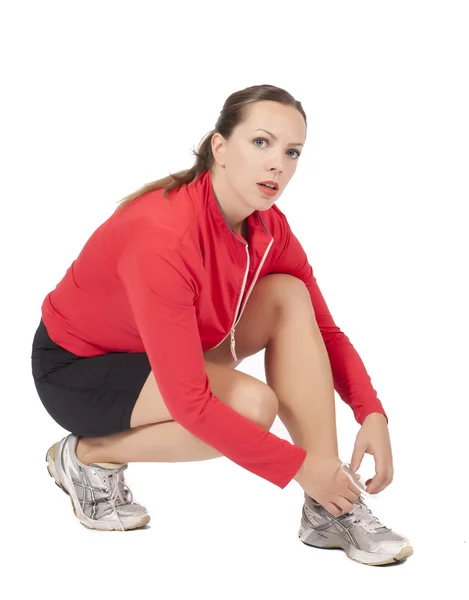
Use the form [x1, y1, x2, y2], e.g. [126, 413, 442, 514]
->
[230, 327, 238, 361]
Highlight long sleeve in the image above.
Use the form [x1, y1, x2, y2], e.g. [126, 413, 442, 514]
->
[269, 213, 388, 426]
[117, 235, 307, 488]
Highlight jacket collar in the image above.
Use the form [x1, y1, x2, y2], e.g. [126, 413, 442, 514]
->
[195, 169, 273, 245]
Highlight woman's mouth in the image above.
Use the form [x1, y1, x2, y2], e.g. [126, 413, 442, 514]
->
[257, 183, 278, 197]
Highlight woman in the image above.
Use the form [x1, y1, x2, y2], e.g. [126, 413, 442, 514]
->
[31, 84, 412, 565]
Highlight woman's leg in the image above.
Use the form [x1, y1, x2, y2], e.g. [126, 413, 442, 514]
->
[264, 276, 340, 457]
[77, 272, 339, 465]
[204, 273, 340, 457]
[76, 361, 279, 465]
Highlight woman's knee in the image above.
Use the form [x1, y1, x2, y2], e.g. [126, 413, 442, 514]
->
[253, 385, 279, 429]
[260, 274, 314, 323]
[263, 273, 310, 300]
[205, 362, 279, 429]
[132, 365, 279, 431]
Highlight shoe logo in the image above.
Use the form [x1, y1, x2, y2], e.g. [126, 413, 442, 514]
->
[62, 445, 105, 519]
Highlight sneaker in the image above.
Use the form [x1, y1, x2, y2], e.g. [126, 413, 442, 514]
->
[298, 462, 413, 566]
[45, 433, 150, 531]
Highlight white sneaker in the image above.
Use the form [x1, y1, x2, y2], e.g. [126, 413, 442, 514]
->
[46, 434, 150, 531]
[298, 461, 413, 566]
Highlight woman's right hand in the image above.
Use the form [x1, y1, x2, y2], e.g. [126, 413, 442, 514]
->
[293, 452, 364, 517]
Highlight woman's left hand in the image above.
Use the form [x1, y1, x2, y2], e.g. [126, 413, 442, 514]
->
[350, 412, 394, 494]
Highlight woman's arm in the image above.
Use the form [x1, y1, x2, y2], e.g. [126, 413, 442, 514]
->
[116, 235, 307, 488]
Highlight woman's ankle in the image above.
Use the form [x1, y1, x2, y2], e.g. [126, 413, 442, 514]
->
[75, 437, 94, 466]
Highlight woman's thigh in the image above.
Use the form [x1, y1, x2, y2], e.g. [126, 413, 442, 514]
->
[130, 360, 278, 429]
[129, 274, 298, 429]
[203, 273, 303, 367]
[31, 319, 277, 436]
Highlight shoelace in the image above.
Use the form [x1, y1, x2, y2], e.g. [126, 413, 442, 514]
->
[340, 460, 376, 502]
[343, 498, 389, 530]
[95, 460, 373, 532]
[338, 460, 388, 529]
[98, 466, 132, 532]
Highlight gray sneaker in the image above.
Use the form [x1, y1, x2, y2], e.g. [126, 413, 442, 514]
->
[298, 492, 413, 566]
[46, 434, 150, 531]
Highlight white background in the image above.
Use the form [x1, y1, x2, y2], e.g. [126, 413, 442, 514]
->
[2, 0, 468, 597]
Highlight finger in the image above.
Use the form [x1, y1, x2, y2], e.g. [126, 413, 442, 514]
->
[330, 498, 354, 516]
[337, 496, 355, 513]
[326, 502, 343, 518]
[366, 471, 386, 494]
[367, 454, 387, 494]
[344, 486, 360, 505]
[340, 473, 363, 503]
[351, 446, 365, 473]
[343, 465, 362, 485]
[368, 473, 392, 494]
[353, 473, 365, 488]
[343, 468, 364, 490]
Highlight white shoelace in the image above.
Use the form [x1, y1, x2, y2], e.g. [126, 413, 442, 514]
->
[340, 460, 377, 501]
[99, 467, 132, 532]
[343, 498, 388, 530]
[96, 460, 374, 532]
[338, 460, 389, 528]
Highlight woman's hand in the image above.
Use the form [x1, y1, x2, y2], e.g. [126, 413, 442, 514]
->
[294, 453, 364, 516]
[350, 412, 394, 494]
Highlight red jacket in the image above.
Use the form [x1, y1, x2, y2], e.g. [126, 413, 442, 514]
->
[41, 169, 387, 488]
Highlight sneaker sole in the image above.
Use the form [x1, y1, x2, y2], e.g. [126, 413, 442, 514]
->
[298, 526, 413, 566]
[45, 442, 151, 532]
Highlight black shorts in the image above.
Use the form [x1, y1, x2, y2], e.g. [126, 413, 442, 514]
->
[31, 319, 152, 438]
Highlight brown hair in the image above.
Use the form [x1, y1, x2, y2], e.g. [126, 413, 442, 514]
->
[113, 84, 307, 214]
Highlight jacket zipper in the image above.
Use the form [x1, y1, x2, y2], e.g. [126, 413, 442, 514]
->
[212, 238, 274, 360]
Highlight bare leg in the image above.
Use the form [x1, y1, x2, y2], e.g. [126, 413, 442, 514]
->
[191, 274, 341, 460]
[76, 273, 339, 469]
[77, 420, 223, 466]
[75, 363, 277, 465]
[264, 280, 340, 458]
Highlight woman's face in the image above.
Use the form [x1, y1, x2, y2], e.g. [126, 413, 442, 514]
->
[211, 100, 306, 210]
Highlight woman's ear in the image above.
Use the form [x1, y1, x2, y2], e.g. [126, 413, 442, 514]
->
[211, 132, 227, 166]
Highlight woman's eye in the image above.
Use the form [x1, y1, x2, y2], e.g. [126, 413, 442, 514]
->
[253, 137, 300, 159]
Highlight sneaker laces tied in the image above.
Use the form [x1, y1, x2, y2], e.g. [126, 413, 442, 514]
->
[348, 499, 389, 530]
[102, 465, 132, 532]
